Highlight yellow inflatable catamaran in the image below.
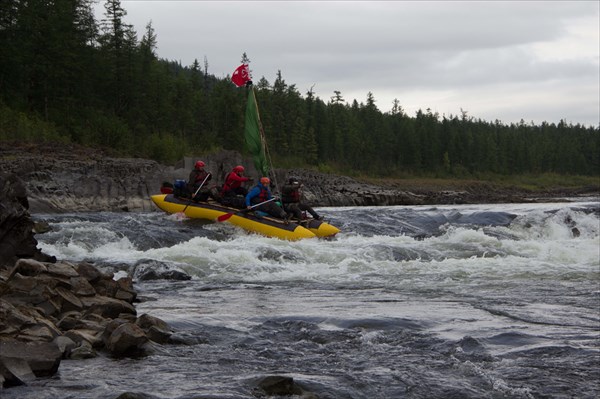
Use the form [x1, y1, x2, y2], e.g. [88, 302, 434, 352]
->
[150, 194, 339, 241]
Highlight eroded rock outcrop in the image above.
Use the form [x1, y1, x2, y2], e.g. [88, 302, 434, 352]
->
[2, 142, 588, 214]
[0, 173, 56, 267]
[0, 144, 450, 213]
[0, 174, 175, 389]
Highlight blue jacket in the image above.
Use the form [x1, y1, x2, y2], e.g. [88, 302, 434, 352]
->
[245, 183, 272, 207]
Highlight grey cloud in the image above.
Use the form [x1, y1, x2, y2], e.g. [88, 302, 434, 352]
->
[101, 1, 598, 126]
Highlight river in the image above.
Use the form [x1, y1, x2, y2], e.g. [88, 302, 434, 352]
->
[5, 199, 600, 399]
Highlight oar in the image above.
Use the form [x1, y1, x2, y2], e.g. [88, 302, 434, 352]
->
[178, 174, 210, 216]
[217, 197, 277, 222]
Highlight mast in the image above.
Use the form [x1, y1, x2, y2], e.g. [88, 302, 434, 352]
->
[250, 87, 278, 190]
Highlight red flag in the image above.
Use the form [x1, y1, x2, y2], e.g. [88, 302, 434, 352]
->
[231, 64, 251, 87]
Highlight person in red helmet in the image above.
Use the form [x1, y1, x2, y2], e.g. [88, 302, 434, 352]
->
[221, 165, 252, 199]
[245, 177, 289, 222]
[187, 160, 212, 201]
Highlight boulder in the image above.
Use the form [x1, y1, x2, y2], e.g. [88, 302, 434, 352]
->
[106, 323, 148, 356]
[53, 336, 77, 358]
[257, 375, 306, 396]
[136, 314, 172, 344]
[0, 357, 36, 387]
[80, 295, 136, 319]
[0, 339, 62, 378]
[0, 173, 56, 267]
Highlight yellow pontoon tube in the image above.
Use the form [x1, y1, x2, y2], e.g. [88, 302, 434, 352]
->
[150, 194, 318, 241]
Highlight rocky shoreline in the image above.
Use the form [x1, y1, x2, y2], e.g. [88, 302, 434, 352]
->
[1, 143, 597, 214]
[0, 174, 172, 387]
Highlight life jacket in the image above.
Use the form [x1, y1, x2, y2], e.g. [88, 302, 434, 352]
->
[193, 170, 210, 184]
[258, 185, 270, 202]
[221, 172, 239, 193]
[281, 184, 300, 203]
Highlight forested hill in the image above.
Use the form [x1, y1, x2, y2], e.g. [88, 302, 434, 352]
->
[1, 0, 598, 178]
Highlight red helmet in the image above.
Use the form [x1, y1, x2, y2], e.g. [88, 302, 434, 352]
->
[195, 161, 205, 169]
[233, 165, 245, 173]
[260, 177, 270, 185]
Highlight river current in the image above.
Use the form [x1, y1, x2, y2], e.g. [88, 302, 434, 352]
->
[6, 200, 600, 399]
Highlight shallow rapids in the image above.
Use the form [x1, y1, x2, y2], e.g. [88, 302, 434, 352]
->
[6, 199, 599, 398]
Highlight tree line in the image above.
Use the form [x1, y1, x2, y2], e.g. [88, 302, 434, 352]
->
[1, 0, 598, 177]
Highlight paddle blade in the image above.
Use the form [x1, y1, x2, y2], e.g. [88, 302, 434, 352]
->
[217, 213, 234, 222]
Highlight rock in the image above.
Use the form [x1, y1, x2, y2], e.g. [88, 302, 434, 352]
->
[106, 323, 148, 356]
[0, 339, 62, 378]
[32, 220, 52, 234]
[64, 329, 103, 348]
[46, 262, 79, 278]
[74, 262, 104, 283]
[68, 340, 96, 360]
[0, 357, 36, 386]
[145, 326, 172, 344]
[0, 299, 37, 333]
[0, 173, 56, 266]
[80, 295, 136, 319]
[8, 259, 47, 278]
[133, 260, 191, 281]
[102, 318, 130, 347]
[114, 276, 137, 303]
[136, 314, 172, 344]
[257, 375, 305, 396]
[114, 392, 159, 399]
[135, 314, 171, 332]
[53, 336, 77, 358]
[69, 276, 97, 297]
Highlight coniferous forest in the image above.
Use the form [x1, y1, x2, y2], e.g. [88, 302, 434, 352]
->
[1, 0, 598, 178]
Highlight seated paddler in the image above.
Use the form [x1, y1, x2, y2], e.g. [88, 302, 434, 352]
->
[245, 177, 289, 222]
[221, 165, 252, 198]
[281, 176, 323, 221]
[187, 160, 212, 202]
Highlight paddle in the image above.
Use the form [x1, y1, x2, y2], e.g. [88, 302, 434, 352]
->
[178, 173, 211, 216]
[217, 197, 278, 222]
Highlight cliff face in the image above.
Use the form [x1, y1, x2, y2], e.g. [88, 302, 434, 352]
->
[2, 142, 574, 214]
[0, 144, 434, 213]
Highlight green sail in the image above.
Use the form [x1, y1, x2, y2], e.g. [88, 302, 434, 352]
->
[244, 89, 270, 177]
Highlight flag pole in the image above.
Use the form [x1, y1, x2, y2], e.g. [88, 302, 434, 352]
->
[251, 86, 278, 191]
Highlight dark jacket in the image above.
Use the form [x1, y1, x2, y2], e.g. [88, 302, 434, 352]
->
[281, 183, 301, 204]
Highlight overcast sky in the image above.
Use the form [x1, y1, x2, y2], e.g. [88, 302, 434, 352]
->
[95, 1, 599, 127]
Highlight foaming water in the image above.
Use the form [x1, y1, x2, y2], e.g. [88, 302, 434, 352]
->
[9, 200, 599, 399]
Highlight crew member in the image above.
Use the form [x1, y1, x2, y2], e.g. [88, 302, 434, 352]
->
[281, 177, 323, 221]
[245, 177, 288, 222]
[188, 160, 212, 201]
[221, 165, 251, 198]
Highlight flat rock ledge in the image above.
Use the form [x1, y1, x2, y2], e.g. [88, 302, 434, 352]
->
[0, 143, 572, 214]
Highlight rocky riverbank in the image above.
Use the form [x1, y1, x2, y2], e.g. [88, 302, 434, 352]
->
[0, 174, 174, 388]
[3, 142, 596, 214]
